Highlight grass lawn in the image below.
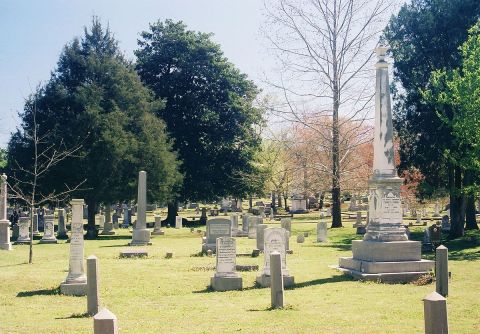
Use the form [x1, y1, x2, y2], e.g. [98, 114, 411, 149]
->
[1, 212, 479, 333]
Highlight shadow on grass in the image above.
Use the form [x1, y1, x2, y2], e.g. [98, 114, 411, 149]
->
[95, 235, 133, 241]
[0, 262, 28, 268]
[99, 244, 130, 248]
[288, 275, 354, 289]
[248, 304, 298, 312]
[55, 312, 90, 319]
[17, 286, 60, 297]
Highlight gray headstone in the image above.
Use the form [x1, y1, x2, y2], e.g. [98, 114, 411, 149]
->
[423, 292, 448, 334]
[93, 308, 118, 334]
[435, 245, 448, 297]
[270, 251, 284, 309]
[87, 255, 100, 315]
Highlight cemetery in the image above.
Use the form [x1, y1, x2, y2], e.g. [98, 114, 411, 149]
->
[2, 0, 480, 333]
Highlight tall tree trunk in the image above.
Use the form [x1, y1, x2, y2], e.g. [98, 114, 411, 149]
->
[450, 166, 464, 238]
[29, 205, 34, 264]
[464, 170, 478, 230]
[271, 192, 276, 214]
[277, 192, 282, 208]
[164, 201, 178, 227]
[85, 198, 97, 239]
[331, 76, 342, 226]
[283, 192, 288, 210]
[249, 195, 253, 209]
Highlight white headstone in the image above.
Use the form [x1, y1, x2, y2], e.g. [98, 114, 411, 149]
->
[214, 237, 237, 277]
[16, 216, 31, 244]
[175, 216, 183, 229]
[263, 227, 288, 276]
[316, 222, 327, 242]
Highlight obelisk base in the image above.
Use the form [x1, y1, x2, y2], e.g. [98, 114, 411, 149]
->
[60, 281, 87, 296]
[256, 274, 295, 288]
[211, 275, 242, 291]
[129, 228, 151, 246]
[0, 220, 12, 250]
[337, 240, 434, 283]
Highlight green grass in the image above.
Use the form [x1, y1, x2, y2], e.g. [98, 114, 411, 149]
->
[1, 213, 479, 333]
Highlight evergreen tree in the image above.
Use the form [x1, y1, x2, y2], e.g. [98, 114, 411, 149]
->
[384, 0, 480, 237]
[135, 20, 264, 224]
[7, 18, 182, 238]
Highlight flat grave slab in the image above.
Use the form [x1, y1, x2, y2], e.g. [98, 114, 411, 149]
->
[120, 248, 148, 258]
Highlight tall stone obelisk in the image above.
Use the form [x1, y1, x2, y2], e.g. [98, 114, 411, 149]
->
[129, 171, 151, 246]
[338, 46, 434, 282]
[0, 174, 12, 250]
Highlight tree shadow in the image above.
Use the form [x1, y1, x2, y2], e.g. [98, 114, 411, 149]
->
[17, 286, 60, 297]
[247, 304, 298, 312]
[99, 244, 130, 248]
[0, 262, 28, 268]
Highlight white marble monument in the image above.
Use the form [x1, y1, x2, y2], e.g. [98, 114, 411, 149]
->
[152, 215, 164, 235]
[202, 218, 232, 253]
[61, 199, 87, 295]
[338, 47, 434, 282]
[316, 222, 327, 243]
[40, 214, 58, 243]
[0, 174, 12, 250]
[257, 227, 294, 287]
[210, 237, 242, 291]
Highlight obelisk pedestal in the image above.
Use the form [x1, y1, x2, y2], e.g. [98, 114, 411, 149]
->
[337, 46, 434, 283]
[129, 171, 151, 246]
[101, 205, 115, 235]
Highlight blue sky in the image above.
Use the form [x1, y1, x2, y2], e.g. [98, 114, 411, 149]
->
[0, 0, 269, 147]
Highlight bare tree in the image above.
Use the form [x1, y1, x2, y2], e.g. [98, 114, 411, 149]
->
[262, 0, 394, 227]
[8, 107, 85, 264]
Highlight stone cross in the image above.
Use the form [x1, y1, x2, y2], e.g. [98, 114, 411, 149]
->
[60, 198, 87, 296]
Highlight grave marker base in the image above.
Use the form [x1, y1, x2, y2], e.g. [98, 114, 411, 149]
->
[256, 274, 294, 288]
[60, 281, 87, 296]
[210, 276, 242, 291]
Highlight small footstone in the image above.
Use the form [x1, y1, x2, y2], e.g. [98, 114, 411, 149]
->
[236, 264, 259, 271]
[165, 252, 173, 259]
[119, 249, 148, 258]
[93, 308, 118, 334]
[297, 235, 305, 243]
[251, 249, 260, 257]
[303, 232, 309, 237]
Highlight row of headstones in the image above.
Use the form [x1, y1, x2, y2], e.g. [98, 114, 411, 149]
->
[11, 209, 68, 245]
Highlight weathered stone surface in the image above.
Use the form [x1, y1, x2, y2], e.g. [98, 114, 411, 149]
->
[436, 245, 448, 297]
[40, 215, 58, 244]
[94, 308, 118, 334]
[202, 218, 232, 253]
[130, 171, 151, 246]
[211, 237, 242, 291]
[270, 251, 284, 309]
[0, 174, 12, 250]
[352, 240, 422, 262]
[248, 216, 260, 239]
[119, 249, 148, 258]
[424, 292, 448, 334]
[152, 215, 164, 235]
[87, 255, 100, 315]
[15, 217, 31, 244]
[296, 234, 305, 243]
[280, 218, 291, 232]
[175, 216, 183, 229]
[316, 222, 327, 242]
[61, 199, 87, 296]
[256, 224, 268, 251]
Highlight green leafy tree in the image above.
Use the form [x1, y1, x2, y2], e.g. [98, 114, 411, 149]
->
[135, 20, 264, 224]
[8, 18, 182, 238]
[424, 22, 480, 230]
[384, 0, 480, 237]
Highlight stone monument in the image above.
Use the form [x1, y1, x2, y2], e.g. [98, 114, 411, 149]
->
[101, 205, 115, 235]
[39, 214, 58, 244]
[15, 216, 31, 244]
[257, 227, 294, 287]
[202, 218, 232, 253]
[175, 216, 183, 229]
[247, 216, 260, 239]
[61, 199, 87, 295]
[316, 222, 327, 243]
[210, 237, 242, 291]
[56, 209, 68, 239]
[0, 174, 12, 250]
[338, 46, 434, 282]
[129, 171, 151, 246]
[152, 215, 164, 235]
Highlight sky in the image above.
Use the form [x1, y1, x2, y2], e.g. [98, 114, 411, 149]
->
[0, 0, 270, 147]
